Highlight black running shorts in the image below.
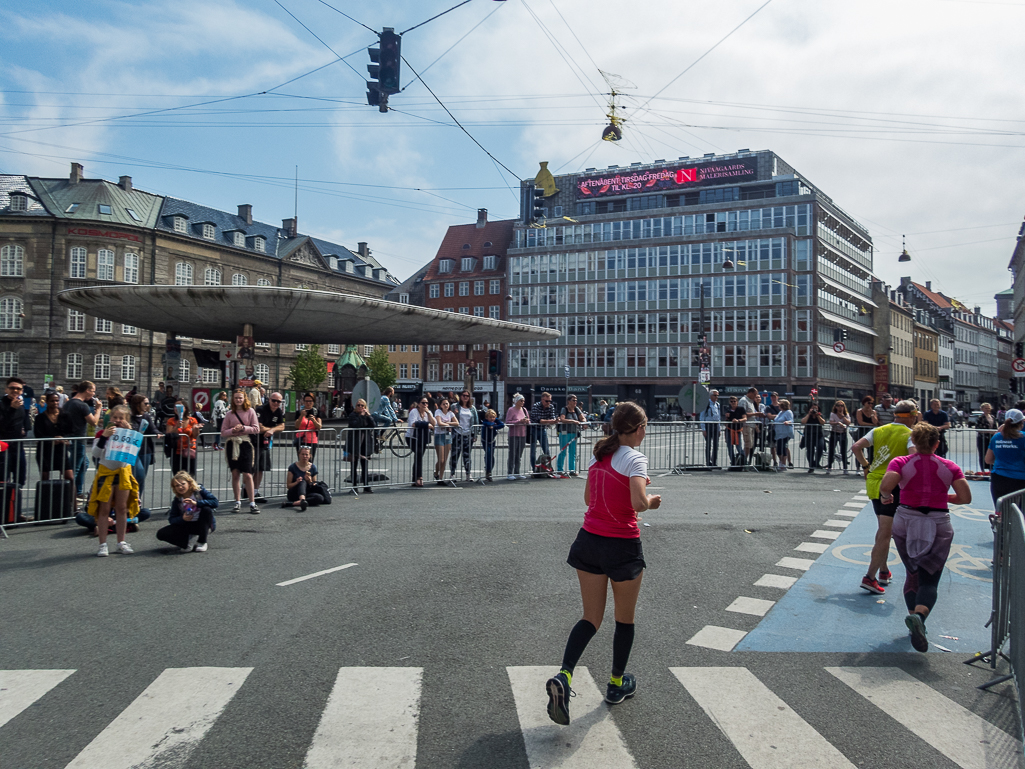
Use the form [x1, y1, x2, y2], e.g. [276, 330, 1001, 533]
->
[567, 527, 645, 582]
[871, 487, 900, 518]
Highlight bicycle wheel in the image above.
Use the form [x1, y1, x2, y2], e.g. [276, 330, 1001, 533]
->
[388, 429, 412, 458]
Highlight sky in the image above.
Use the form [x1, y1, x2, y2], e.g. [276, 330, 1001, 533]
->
[1, 0, 1022, 314]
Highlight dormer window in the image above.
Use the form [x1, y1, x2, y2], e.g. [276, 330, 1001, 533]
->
[9, 193, 27, 212]
[233, 231, 245, 247]
[98, 204, 112, 215]
[461, 257, 475, 272]
[462, 244, 471, 250]
[173, 216, 187, 233]
[438, 259, 453, 273]
[202, 223, 215, 240]
[483, 255, 496, 270]
[65, 203, 80, 214]
[253, 236, 266, 253]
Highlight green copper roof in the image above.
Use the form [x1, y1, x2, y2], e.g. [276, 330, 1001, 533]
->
[28, 177, 163, 227]
[336, 344, 367, 371]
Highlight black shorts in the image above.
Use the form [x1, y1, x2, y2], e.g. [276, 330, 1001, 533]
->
[567, 528, 645, 582]
[256, 444, 272, 472]
[871, 487, 900, 518]
[227, 440, 255, 474]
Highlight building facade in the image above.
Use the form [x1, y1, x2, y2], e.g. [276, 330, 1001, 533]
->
[913, 311, 939, 407]
[872, 284, 915, 400]
[505, 150, 878, 414]
[0, 164, 398, 399]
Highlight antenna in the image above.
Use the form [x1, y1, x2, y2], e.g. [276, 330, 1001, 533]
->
[294, 165, 299, 220]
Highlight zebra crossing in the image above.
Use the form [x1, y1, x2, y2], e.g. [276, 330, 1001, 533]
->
[2, 665, 1019, 769]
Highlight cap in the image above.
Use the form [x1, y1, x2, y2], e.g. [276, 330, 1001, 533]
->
[1006, 408, 1025, 425]
[253, 380, 263, 386]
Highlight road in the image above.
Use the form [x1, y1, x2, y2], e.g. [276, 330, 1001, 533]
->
[1, 471, 1021, 769]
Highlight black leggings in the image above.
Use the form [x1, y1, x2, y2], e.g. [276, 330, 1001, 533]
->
[903, 566, 943, 614]
[287, 480, 327, 506]
[827, 431, 848, 470]
[408, 435, 428, 482]
[156, 508, 213, 548]
[991, 473, 1025, 509]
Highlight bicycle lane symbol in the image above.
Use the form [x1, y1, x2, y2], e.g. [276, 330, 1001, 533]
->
[830, 542, 992, 583]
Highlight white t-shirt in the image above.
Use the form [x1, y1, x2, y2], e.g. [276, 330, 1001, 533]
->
[434, 408, 455, 435]
[588, 444, 648, 478]
[453, 406, 473, 435]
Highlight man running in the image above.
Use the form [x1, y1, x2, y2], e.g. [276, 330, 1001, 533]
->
[852, 399, 918, 594]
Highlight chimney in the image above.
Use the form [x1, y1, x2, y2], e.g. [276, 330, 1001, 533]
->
[925, 281, 931, 291]
[974, 306, 981, 315]
[119, 175, 132, 191]
[238, 204, 253, 225]
[899, 276, 911, 289]
[69, 162, 83, 184]
[476, 208, 488, 228]
[357, 242, 370, 258]
[282, 217, 297, 237]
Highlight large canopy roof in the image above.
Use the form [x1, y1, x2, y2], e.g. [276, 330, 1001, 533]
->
[57, 285, 559, 345]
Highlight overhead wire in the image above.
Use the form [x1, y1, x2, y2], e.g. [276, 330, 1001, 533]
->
[400, 0, 476, 35]
[400, 2, 505, 89]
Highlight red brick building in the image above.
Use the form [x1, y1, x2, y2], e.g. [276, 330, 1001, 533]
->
[421, 209, 511, 408]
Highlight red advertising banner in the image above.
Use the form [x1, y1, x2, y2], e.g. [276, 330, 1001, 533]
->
[874, 354, 889, 394]
[577, 156, 759, 198]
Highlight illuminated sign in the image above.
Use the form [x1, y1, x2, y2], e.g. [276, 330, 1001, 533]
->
[66, 227, 142, 243]
[577, 156, 759, 198]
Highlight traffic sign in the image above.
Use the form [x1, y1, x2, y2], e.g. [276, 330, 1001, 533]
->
[832, 341, 846, 353]
[192, 389, 210, 414]
[1013, 358, 1025, 377]
[678, 383, 710, 414]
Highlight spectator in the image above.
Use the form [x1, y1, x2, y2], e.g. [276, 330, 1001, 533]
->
[254, 392, 286, 503]
[985, 409, 1025, 507]
[762, 392, 781, 467]
[87, 405, 141, 557]
[874, 392, 896, 425]
[921, 399, 951, 457]
[772, 399, 794, 471]
[61, 380, 102, 499]
[56, 385, 68, 408]
[480, 408, 504, 482]
[373, 386, 399, 426]
[433, 397, 458, 484]
[406, 396, 436, 487]
[505, 393, 530, 480]
[347, 398, 376, 494]
[801, 403, 826, 472]
[294, 392, 322, 460]
[556, 394, 587, 477]
[449, 390, 479, 482]
[75, 506, 151, 536]
[855, 395, 878, 438]
[221, 389, 260, 514]
[128, 394, 157, 497]
[0, 378, 31, 510]
[529, 391, 558, 476]
[976, 403, 998, 471]
[724, 395, 747, 467]
[283, 445, 328, 509]
[34, 390, 73, 482]
[826, 400, 852, 475]
[699, 390, 722, 467]
[153, 381, 165, 403]
[156, 471, 218, 553]
[164, 399, 200, 477]
[211, 391, 229, 450]
[248, 379, 264, 408]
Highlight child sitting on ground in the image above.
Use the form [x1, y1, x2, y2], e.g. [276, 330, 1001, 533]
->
[156, 471, 218, 553]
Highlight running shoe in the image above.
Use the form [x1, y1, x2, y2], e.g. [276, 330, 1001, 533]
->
[249, 503, 260, 515]
[187, 534, 199, 551]
[546, 672, 571, 726]
[232, 501, 241, 513]
[878, 569, 892, 585]
[905, 613, 928, 652]
[194, 542, 208, 553]
[117, 541, 134, 554]
[605, 673, 637, 705]
[96, 542, 109, 557]
[860, 576, 884, 594]
[507, 474, 516, 481]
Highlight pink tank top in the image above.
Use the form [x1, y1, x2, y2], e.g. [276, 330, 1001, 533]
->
[582, 449, 645, 539]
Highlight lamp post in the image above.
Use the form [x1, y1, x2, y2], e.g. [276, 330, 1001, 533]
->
[694, 256, 734, 413]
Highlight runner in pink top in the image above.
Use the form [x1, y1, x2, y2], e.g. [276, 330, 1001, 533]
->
[544, 402, 661, 726]
[879, 422, 972, 652]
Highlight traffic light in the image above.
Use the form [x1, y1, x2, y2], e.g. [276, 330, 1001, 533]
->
[833, 328, 848, 342]
[488, 349, 503, 377]
[366, 43, 387, 112]
[531, 187, 546, 223]
[367, 28, 400, 113]
[1016, 342, 1023, 358]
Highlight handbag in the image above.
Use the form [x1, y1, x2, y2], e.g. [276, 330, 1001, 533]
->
[314, 480, 332, 504]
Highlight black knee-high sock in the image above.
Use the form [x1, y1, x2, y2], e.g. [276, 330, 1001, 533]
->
[560, 619, 598, 673]
[612, 621, 635, 677]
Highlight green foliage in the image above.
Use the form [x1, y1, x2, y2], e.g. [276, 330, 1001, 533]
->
[366, 345, 396, 391]
[288, 344, 329, 393]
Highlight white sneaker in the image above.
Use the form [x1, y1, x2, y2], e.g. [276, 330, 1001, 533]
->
[517, 474, 527, 480]
[187, 534, 199, 551]
[194, 542, 208, 553]
[232, 501, 241, 513]
[96, 542, 109, 557]
[507, 474, 516, 481]
[117, 541, 134, 554]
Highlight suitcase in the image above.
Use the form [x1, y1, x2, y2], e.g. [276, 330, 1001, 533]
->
[0, 481, 19, 524]
[34, 478, 76, 521]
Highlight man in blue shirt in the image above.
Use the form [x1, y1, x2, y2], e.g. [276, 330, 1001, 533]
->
[700, 390, 721, 466]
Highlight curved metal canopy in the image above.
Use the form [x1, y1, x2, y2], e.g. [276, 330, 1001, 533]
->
[57, 285, 559, 345]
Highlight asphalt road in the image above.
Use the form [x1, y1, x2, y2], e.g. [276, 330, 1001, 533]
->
[1, 471, 1021, 769]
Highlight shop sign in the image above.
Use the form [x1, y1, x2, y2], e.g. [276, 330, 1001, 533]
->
[66, 227, 142, 243]
[874, 354, 889, 393]
[577, 156, 758, 199]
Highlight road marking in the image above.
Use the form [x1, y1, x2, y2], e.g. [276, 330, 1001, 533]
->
[755, 574, 798, 589]
[726, 597, 775, 616]
[507, 666, 639, 769]
[810, 529, 841, 540]
[823, 519, 851, 528]
[65, 667, 252, 769]
[672, 667, 856, 768]
[686, 626, 748, 651]
[304, 667, 422, 769]
[0, 670, 75, 729]
[776, 557, 816, 570]
[833, 510, 859, 518]
[843, 502, 865, 509]
[277, 563, 358, 586]
[795, 542, 829, 554]
[826, 667, 1022, 769]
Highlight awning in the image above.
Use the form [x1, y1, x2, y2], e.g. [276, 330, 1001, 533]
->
[817, 274, 878, 308]
[817, 343, 878, 367]
[817, 308, 878, 337]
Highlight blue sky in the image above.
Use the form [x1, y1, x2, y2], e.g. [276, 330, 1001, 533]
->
[1, 0, 1022, 312]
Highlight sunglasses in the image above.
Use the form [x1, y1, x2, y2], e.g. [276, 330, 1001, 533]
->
[270, 399, 282, 403]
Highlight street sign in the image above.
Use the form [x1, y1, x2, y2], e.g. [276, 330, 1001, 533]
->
[219, 342, 235, 361]
[192, 389, 210, 414]
[352, 378, 382, 413]
[678, 383, 710, 415]
[1014, 358, 1025, 377]
[564, 366, 571, 377]
[832, 341, 846, 353]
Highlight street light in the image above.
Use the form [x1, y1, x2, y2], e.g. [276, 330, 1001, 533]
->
[697, 256, 736, 384]
[899, 234, 911, 263]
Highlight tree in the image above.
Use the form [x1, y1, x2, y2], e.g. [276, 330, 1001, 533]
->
[287, 345, 328, 393]
[366, 345, 396, 392]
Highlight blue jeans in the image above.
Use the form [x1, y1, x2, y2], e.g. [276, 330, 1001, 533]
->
[529, 425, 550, 472]
[483, 442, 496, 475]
[72, 440, 89, 495]
[556, 434, 578, 473]
[134, 452, 151, 498]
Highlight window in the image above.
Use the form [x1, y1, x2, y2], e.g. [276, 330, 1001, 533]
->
[175, 262, 193, 285]
[364, 345, 374, 356]
[202, 223, 215, 240]
[173, 216, 187, 233]
[0, 352, 17, 376]
[428, 361, 438, 380]
[441, 283, 453, 297]
[179, 358, 190, 382]
[483, 255, 496, 270]
[123, 252, 139, 283]
[254, 237, 266, 253]
[461, 257, 475, 271]
[121, 355, 136, 381]
[388, 345, 397, 352]
[457, 363, 466, 381]
[256, 341, 271, 350]
[94, 354, 111, 380]
[443, 362, 453, 380]
[97, 249, 115, 281]
[459, 307, 469, 314]
[98, 204, 112, 215]
[400, 345, 408, 352]
[66, 353, 82, 380]
[474, 280, 485, 295]
[0, 245, 24, 276]
[399, 364, 408, 378]
[95, 317, 112, 333]
[328, 344, 340, 354]
[65, 203, 80, 214]
[202, 368, 220, 384]
[412, 345, 420, 352]
[122, 324, 137, 336]
[489, 279, 501, 294]
[439, 259, 453, 273]
[70, 247, 87, 278]
[489, 305, 500, 319]
[257, 278, 271, 286]
[232, 273, 248, 286]
[408, 363, 417, 378]
[295, 344, 308, 351]
[233, 232, 245, 247]
[255, 363, 269, 383]
[399, 293, 409, 304]
[0, 297, 23, 330]
[474, 306, 484, 317]
[429, 284, 440, 298]
[126, 208, 141, 222]
[9, 194, 27, 212]
[68, 309, 86, 332]
[459, 282, 469, 296]
[204, 267, 222, 285]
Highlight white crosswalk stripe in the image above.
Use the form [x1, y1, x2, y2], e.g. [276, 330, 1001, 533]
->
[303, 667, 422, 769]
[507, 666, 639, 769]
[0, 669, 75, 729]
[65, 667, 252, 769]
[827, 666, 1023, 769]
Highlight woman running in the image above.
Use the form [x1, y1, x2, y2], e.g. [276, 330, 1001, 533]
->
[879, 422, 972, 652]
[545, 401, 661, 725]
